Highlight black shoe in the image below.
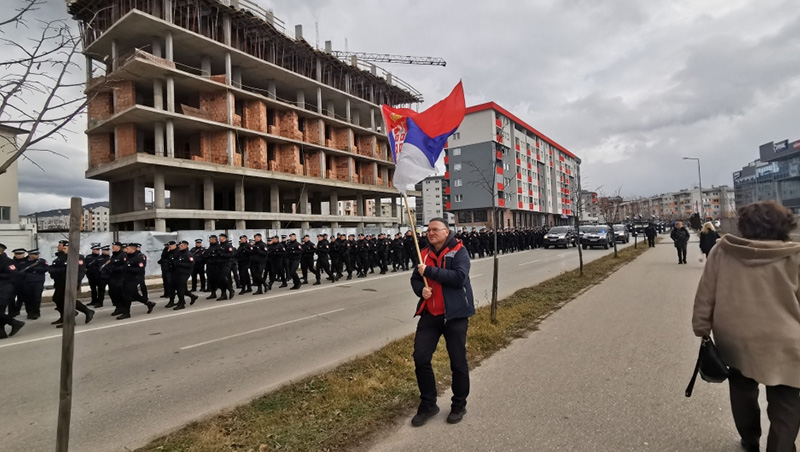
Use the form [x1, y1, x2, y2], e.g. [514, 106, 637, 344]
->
[380, 270, 386, 274]
[446, 406, 466, 424]
[302, 280, 308, 285]
[411, 405, 440, 427]
[254, 288, 263, 295]
[189, 294, 198, 305]
[9, 320, 25, 337]
[335, 274, 342, 281]
[740, 439, 759, 452]
[391, 269, 397, 273]
[313, 281, 321, 286]
[27, 314, 40, 320]
[239, 288, 248, 295]
[229, 289, 235, 299]
[0, 329, 7, 339]
[245, 287, 252, 293]
[165, 301, 176, 308]
[146, 301, 156, 314]
[173, 304, 185, 311]
[51, 318, 63, 325]
[116, 313, 131, 320]
[279, 283, 288, 288]
[110, 310, 121, 316]
[289, 284, 301, 290]
[218, 293, 229, 301]
[9, 311, 20, 318]
[85, 310, 95, 324]
[346, 275, 352, 280]
[206, 293, 217, 299]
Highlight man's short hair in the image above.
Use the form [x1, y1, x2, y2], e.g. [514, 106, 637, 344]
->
[428, 217, 449, 229]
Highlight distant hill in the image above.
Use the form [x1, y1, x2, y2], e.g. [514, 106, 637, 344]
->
[30, 201, 109, 218]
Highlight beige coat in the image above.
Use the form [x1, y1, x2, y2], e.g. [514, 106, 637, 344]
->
[693, 234, 800, 388]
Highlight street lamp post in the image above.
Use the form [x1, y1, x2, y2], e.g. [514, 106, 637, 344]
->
[683, 157, 703, 219]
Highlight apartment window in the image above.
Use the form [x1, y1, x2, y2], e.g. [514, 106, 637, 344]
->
[453, 163, 462, 171]
[455, 194, 463, 202]
[452, 132, 460, 140]
[452, 148, 461, 156]
[0, 206, 10, 222]
[454, 179, 463, 187]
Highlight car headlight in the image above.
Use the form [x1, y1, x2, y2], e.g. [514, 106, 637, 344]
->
[544, 234, 549, 239]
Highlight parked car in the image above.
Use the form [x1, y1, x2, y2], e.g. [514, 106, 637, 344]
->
[581, 225, 614, 249]
[543, 226, 577, 249]
[612, 224, 630, 243]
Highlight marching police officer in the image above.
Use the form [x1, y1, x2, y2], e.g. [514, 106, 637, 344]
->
[216, 233, 235, 300]
[19, 249, 48, 320]
[86, 245, 109, 307]
[49, 240, 95, 327]
[354, 233, 368, 278]
[103, 242, 127, 314]
[236, 235, 253, 295]
[285, 233, 303, 290]
[190, 239, 207, 292]
[118, 243, 156, 319]
[0, 243, 24, 338]
[205, 235, 220, 299]
[300, 235, 320, 285]
[268, 235, 287, 289]
[315, 233, 334, 283]
[158, 242, 177, 298]
[250, 233, 269, 294]
[170, 240, 198, 310]
[9, 249, 27, 317]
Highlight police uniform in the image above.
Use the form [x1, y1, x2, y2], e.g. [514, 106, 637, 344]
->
[190, 239, 207, 292]
[300, 235, 319, 285]
[103, 242, 127, 313]
[86, 245, 109, 307]
[235, 235, 253, 294]
[285, 234, 302, 290]
[0, 243, 24, 338]
[19, 249, 48, 319]
[9, 249, 27, 317]
[205, 236, 220, 298]
[118, 244, 155, 319]
[315, 234, 334, 283]
[216, 234, 235, 300]
[48, 241, 95, 326]
[170, 241, 198, 309]
[250, 233, 269, 294]
[268, 236, 287, 288]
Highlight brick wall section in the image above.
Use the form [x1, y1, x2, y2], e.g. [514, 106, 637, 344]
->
[358, 161, 375, 185]
[326, 156, 350, 181]
[274, 111, 303, 141]
[210, 74, 227, 84]
[243, 100, 267, 132]
[88, 92, 113, 123]
[194, 131, 229, 164]
[356, 135, 375, 157]
[116, 124, 137, 158]
[199, 92, 228, 123]
[233, 152, 243, 167]
[113, 81, 136, 113]
[304, 150, 322, 177]
[181, 104, 211, 120]
[303, 118, 322, 145]
[88, 134, 113, 168]
[328, 127, 355, 152]
[269, 144, 303, 175]
[246, 137, 267, 170]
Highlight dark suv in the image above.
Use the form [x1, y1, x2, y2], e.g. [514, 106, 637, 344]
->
[612, 224, 629, 243]
[580, 225, 614, 249]
[544, 226, 577, 249]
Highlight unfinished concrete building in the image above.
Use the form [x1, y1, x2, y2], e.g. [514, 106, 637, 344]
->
[66, 0, 421, 231]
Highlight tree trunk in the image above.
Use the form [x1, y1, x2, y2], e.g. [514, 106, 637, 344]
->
[490, 208, 499, 324]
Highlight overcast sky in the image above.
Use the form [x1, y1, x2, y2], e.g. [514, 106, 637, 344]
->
[12, 0, 800, 213]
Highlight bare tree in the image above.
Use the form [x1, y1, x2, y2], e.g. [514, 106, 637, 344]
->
[463, 159, 502, 323]
[568, 178, 586, 276]
[596, 187, 624, 258]
[0, 0, 98, 174]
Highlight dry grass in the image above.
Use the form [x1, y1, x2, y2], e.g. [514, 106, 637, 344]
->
[136, 244, 651, 452]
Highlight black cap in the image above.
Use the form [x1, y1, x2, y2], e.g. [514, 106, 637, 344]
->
[167, 241, 176, 246]
[0, 243, 5, 250]
[270, 235, 278, 239]
[195, 239, 203, 243]
[303, 234, 309, 238]
[323, 233, 328, 237]
[91, 245, 101, 250]
[28, 248, 40, 254]
[349, 234, 355, 237]
[100, 246, 110, 251]
[254, 233, 262, 237]
[112, 241, 124, 247]
[239, 235, 247, 239]
[91, 242, 101, 247]
[58, 240, 68, 245]
[316, 233, 324, 237]
[135, 243, 142, 248]
[358, 233, 364, 237]
[209, 234, 217, 239]
[281, 235, 287, 239]
[219, 233, 228, 238]
[290, 232, 296, 236]
[12, 248, 26, 254]
[180, 240, 189, 245]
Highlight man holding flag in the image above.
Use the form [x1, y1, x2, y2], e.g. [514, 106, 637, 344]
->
[383, 82, 475, 426]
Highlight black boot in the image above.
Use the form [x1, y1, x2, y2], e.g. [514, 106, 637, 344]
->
[146, 301, 156, 314]
[206, 292, 217, 300]
[313, 280, 321, 286]
[217, 292, 229, 301]
[165, 300, 176, 308]
[290, 284, 301, 290]
[51, 317, 63, 326]
[173, 303, 185, 311]
[84, 309, 95, 324]
[189, 293, 199, 305]
[279, 282, 288, 288]
[9, 319, 25, 337]
[254, 286, 263, 295]
[239, 287, 248, 295]
[116, 312, 131, 320]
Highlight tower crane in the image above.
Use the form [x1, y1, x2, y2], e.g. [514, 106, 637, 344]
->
[329, 51, 446, 67]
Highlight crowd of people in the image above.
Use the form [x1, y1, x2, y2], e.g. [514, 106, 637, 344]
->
[0, 227, 560, 338]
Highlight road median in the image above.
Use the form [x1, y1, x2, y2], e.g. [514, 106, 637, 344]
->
[136, 243, 653, 452]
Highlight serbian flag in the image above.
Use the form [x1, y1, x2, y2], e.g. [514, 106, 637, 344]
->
[382, 81, 466, 193]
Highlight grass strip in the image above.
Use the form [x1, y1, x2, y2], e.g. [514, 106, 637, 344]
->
[137, 243, 651, 452]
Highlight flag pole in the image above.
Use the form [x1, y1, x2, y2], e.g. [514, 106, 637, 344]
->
[402, 192, 429, 288]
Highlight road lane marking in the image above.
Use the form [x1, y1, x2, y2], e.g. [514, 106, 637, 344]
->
[179, 308, 345, 350]
[519, 259, 543, 266]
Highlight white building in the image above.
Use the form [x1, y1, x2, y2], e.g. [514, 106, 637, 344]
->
[415, 176, 446, 226]
[0, 124, 36, 250]
[83, 205, 110, 232]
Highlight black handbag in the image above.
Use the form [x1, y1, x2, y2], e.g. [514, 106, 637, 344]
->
[685, 336, 729, 397]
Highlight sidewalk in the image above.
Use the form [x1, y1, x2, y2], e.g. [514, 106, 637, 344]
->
[368, 241, 798, 452]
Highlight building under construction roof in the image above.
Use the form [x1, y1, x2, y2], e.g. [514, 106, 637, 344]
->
[66, 0, 421, 231]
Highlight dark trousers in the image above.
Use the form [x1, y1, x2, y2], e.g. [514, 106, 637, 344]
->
[161, 268, 173, 297]
[268, 259, 285, 286]
[52, 281, 92, 318]
[173, 273, 192, 304]
[331, 255, 342, 277]
[191, 265, 206, 291]
[343, 255, 353, 276]
[676, 243, 687, 262]
[138, 278, 149, 302]
[250, 260, 266, 288]
[206, 264, 219, 293]
[220, 262, 234, 293]
[357, 254, 369, 275]
[287, 258, 301, 286]
[729, 368, 800, 452]
[237, 261, 251, 288]
[301, 256, 318, 282]
[108, 280, 124, 307]
[0, 284, 12, 315]
[317, 255, 333, 280]
[413, 312, 470, 410]
[647, 236, 656, 247]
[24, 281, 44, 316]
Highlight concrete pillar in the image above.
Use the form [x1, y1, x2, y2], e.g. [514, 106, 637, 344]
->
[330, 192, 339, 216]
[154, 122, 165, 157]
[201, 55, 211, 78]
[164, 0, 173, 23]
[345, 98, 351, 123]
[235, 179, 245, 229]
[316, 56, 322, 82]
[326, 101, 335, 118]
[268, 80, 276, 99]
[111, 39, 119, 72]
[227, 131, 234, 165]
[232, 67, 242, 88]
[374, 197, 382, 217]
[224, 52, 232, 85]
[316, 87, 323, 113]
[391, 197, 398, 219]
[355, 193, 364, 217]
[270, 183, 281, 229]
[353, 109, 362, 128]
[152, 38, 162, 58]
[345, 73, 351, 94]
[85, 56, 93, 85]
[223, 14, 231, 46]
[371, 109, 377, 131]
[204, 176, 215, 230]
[166, 77, 175, 112]
[153, 78, 164, 110]
[166, 119, 174, 158]
[297, 90, 305, 109]
[299, 189, 309, 214]
[154, 170, 166, 231]
[165, 32, 173, 61]
[133, 176, 146, 211]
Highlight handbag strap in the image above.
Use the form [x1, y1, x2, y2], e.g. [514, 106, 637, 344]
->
[685, 349, 702, 397]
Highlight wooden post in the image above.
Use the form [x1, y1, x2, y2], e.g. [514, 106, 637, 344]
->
[56, 197, 82, 452]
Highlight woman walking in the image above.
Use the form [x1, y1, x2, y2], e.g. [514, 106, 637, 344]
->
[692, 201, 800, 452]
[699, 221, 720, 258]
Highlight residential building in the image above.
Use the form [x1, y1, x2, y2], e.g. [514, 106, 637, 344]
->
[579, 190, 600, 224]
[84, 205, 111, 232]
[444, 102, 581, 229]
[67, 0, 421, 232]
[619, 186, 735, 221]
[415, 176, 446, 225]
[0, 124, 36, 250]
[734, 138, 800, 213]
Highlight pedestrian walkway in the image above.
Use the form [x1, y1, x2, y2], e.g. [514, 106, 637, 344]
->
[369, 241, 798, 452]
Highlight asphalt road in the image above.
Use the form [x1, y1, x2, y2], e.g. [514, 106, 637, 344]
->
[0, 240, 634, 452]
[368, 240, 800, 452]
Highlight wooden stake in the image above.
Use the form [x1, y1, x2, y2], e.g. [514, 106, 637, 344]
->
[56, 197, 81, 452]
